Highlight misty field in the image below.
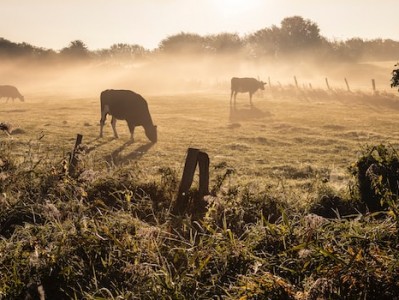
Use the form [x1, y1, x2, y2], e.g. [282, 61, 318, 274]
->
[4, 87, 399, 189]
[2, 86, 399, 299]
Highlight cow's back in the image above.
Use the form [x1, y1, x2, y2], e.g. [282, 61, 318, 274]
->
[231, 77, 258, 93]
[0, 85, 20, 97]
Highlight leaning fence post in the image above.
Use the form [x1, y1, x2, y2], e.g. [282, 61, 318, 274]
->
[69, 134, 83, 175]
[344, 78, 350, 92]
[325, 78, 331, 90]
[294, 76, 298, 89]
[172, 148, 210, 216]
[198, 151, 209, 196]
[371, 79, 376, 93]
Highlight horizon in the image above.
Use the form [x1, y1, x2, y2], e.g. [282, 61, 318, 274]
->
[1, 0, 399, 51]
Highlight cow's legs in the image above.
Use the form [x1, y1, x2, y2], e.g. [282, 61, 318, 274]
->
[99, 105, 109, 138]
[130, 126, 135, 141]
[230, 90, 234, 105]
[127, 121, 135, 141]
[99, 122, 103, 138]
[233, 92, 238, 106]
[100, 117, 105, 137]
[111, 116, 119, 138]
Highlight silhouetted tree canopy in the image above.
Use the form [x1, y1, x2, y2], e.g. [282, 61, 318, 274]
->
[1, 16, 399, 63]
[206, 33, 243, 54]
[60, 40, 90, 59]
[247, 26, 281, 58]
[97, 43, 148, 61]
[158, 32, 206, 54]
[279, 16, 322, 54]
[0, 37, 55, 59]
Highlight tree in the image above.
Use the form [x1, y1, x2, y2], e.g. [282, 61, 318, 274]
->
[158, 32, 206, 54]
[60, 40, 90, 59]
[246, 26, 281, 58]
[0, 37, 56, 60]
[391, 63, 399, 92]
[205, 33, 243, 54]
[109, 43, 147, 60]
[279, 16, 322, 54]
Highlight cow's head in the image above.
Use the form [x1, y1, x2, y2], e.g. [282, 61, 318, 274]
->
[259, 81, 266, 90]
[145, 125, 157, 143]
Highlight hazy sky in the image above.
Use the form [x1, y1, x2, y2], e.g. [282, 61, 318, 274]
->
[1, 0, 398, 50]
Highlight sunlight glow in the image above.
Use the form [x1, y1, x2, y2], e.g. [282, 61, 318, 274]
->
[210, 0, 264, 17]
[0, 0, 398, 50]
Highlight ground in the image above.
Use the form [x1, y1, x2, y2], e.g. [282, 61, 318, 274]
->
[2, 87, 399, 198]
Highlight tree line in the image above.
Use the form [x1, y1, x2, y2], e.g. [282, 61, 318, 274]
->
[1, 16, 399, 63]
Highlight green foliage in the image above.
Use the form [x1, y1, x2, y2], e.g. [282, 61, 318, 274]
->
[349, 144, 399, 213]
[2, 141, 399, 299]
[391, 62, 399, 92]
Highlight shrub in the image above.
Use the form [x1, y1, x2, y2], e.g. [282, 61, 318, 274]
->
[349, 144, 399, 212]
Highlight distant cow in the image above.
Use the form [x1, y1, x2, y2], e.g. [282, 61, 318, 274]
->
[0, 85, 24, 102]
[230, 77, 266, 106]
[100, 89, 157, 142]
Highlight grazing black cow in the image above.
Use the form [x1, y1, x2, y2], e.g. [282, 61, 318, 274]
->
[230, 77, 266, 106]
[99, 89, 157, 142]
[0, 85, 24, 102]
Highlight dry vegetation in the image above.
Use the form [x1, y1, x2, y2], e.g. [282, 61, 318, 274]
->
[1, 57, 399, 299]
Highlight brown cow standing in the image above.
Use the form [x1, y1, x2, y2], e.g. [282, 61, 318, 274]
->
[0, 85, 24, 102]
[230, 77, 266, 106]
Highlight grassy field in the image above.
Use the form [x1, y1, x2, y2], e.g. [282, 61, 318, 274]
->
[2, 86, 399, 299]
[4, 87, 399, 189]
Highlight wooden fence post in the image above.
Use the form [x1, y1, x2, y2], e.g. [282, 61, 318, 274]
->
[344, 78, 350, 92]
[172, 148, 210, 216]
[294, 76, 298, 89]
[372, 79, 376, 92]
[198, 151, 209, 196]
[268, 76, 272, 88]
[69, 134, 83, 175]
[325, 78, 331, 90]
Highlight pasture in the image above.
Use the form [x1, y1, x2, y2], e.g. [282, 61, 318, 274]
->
[2, 85, 399, 299]
[3, 87, 399, 194]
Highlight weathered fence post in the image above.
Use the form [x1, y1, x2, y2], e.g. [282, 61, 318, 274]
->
[198, 151, 210, 196]
[172, 148, 210, 216]
[325, 78, 331, 90]
[268, 76, 272, 88]
[344, 78, 350, 92]
[372, 79, 376, 93]
[294, 76, 298, 89]
[69, 134, 83, 175]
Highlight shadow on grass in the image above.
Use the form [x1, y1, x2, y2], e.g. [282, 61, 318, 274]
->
[229, 105, 272, 122]
[85, 137, 115, 153]
[105, 141, 154, 166]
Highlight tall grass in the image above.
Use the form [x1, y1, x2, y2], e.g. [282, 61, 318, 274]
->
[1, 137, 399, 299]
